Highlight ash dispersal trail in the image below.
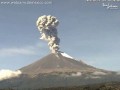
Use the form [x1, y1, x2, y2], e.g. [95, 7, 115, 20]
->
[36, 15, 60, 54]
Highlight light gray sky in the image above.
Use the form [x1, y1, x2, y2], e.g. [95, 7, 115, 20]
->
[0, 0, 120, 71]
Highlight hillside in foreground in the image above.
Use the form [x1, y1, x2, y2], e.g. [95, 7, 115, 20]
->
[1, 82, 120, 90]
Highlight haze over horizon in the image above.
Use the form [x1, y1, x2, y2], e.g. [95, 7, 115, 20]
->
[0, 0, 120, 71]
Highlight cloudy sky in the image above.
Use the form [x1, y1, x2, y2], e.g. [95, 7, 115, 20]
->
[0, 0, 120, 71]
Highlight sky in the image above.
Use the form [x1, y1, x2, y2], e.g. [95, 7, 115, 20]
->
[0, 0, 120, 71]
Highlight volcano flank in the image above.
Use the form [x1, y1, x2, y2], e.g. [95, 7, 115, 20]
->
[20, 52, 98, 75]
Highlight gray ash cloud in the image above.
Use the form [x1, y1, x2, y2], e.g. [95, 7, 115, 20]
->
[36, 15, 60, 53]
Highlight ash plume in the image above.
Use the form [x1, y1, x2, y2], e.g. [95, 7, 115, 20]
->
[36, 15, 60, 53]
[0, 69, 22, 81]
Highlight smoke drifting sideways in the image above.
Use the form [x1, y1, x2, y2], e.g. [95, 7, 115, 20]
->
[36, 15, 60, 53]
[0, 69, 22, 81]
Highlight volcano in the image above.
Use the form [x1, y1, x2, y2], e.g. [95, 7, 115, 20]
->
[20, 52, 98, 75]
[0, 52, 120, 89]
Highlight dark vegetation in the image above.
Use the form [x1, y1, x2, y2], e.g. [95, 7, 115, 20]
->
[0, 82, 120, 90]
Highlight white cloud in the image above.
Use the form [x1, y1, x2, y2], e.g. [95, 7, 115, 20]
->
[92, 71, 107, 76]
[0, 47, 36, 57]
[0, 42, 48, 57]
[0, 69, 22, 81]
[85, 75, 101, 79]
[71, 72, 82, 76]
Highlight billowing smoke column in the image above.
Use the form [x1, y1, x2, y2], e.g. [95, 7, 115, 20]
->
[36, 15, 60, 53]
